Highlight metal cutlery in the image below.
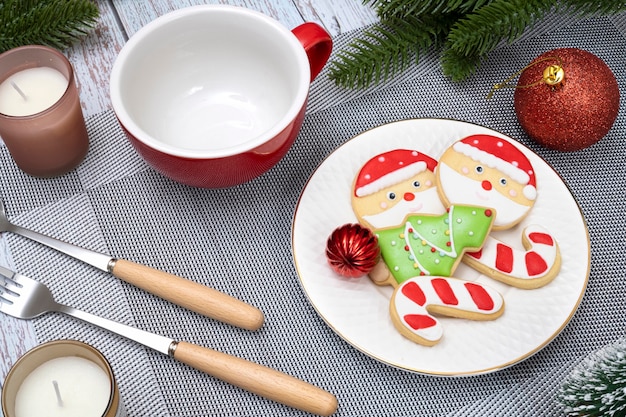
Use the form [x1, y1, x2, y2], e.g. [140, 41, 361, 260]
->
[0, 266, 338, 416]
[0, 200, 264, 331]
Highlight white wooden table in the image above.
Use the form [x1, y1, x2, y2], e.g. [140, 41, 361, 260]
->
[0, 0, 376, 406]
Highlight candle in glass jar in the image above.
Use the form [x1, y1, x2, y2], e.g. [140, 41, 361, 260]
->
[0, 67, 69, 116]
[13, 356, 110, 417]
[1, 340, 124, 417]
[0, 45, 89, 177]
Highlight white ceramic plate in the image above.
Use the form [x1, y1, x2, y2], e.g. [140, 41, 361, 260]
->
[292, 119, 590, 376]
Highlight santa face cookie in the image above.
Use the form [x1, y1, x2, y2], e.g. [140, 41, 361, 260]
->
[436, 135, 561, 289]
[437, 135, 537, 230]
[352, 149, 446, 230]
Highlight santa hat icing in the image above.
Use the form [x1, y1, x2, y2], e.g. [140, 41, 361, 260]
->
[354, 149, 438, 197]
[452, 135, 537, 200]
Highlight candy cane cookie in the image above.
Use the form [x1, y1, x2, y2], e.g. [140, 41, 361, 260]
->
[464, 225, 561, 289]
[390, 276, 504, 346]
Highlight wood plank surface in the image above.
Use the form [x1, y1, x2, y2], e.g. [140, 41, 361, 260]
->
[67, 0, 128, 117]
[293, 0, 377, 35]
[112, 0, 377, 37]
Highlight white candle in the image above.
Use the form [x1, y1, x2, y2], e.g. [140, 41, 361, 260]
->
[14, 356, 111, 417]
[0, 67, 68, 116]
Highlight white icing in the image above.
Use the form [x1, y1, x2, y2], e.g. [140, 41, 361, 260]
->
[438, 163, 531, 228]
[392, 276, 504, 343]
[402, 221, 430, 275]
[453, 141, 531, 185]
[402, 208, 459, 274]
[523, 184, 537, 200]
[361, 187, 445, 229]
[394, 289, 443, 341]
[356, 161, 427, 197]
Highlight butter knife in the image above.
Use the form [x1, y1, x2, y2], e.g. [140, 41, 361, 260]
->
[0, 204, 264, 331]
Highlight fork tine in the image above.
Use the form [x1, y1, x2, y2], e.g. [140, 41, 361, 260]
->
[0, 267, 20, 304]
[0, 277, 11, 299]
[0, 282, 16, 310]
[0, 198, 7, 220]
[0, 288, 15, 305]
[0, 265, 16, 285]
[0, 266, 22, 289]
[0, 267, 50, 319]
[0, 264, 20, 283]
[0, 270, 45, 297]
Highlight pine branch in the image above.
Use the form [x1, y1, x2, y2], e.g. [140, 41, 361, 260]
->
[0, 0, 99, 53]
[440, 0, 553, 80]
[330, 0, 626, 88]
[445, 0, 555, 57]
[365, 0, 496, 18]
[329, 14, 456, 88]
[440, 0, 626, 80]
[440, 48, 483, 82]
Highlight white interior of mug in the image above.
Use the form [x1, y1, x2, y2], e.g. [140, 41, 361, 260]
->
[110, 5, 310, 158]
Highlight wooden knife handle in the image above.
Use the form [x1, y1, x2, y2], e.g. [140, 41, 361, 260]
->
[111, 259, 264, 331]
[173, 341, 338, 416]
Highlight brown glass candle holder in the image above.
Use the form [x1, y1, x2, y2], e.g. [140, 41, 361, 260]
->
[0, 45, 89, 177]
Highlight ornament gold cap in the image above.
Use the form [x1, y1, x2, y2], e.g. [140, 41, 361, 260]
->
[487, 56, 564, 99]
[542, 64, 565, 86]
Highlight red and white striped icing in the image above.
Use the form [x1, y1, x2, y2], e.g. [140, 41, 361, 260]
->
[392, 276, 504, 344]
[466, 225, 558, 283]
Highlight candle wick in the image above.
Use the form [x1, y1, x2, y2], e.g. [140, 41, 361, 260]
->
[52, 380, 64, 407]
[10, 81, 27, 101]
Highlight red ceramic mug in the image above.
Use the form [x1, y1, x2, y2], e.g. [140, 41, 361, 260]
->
[110, 5, 332, 188]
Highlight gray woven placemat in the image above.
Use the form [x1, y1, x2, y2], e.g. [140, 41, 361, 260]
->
[1, 12, 625, 417]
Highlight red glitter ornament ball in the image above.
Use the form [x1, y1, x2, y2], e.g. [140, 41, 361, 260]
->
[514, 48, 619, 151]
[325, 223, 380, 278]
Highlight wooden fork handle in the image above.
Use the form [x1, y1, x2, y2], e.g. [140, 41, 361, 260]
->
[110, 259, 264, 331]
[173, 341, 338, 416]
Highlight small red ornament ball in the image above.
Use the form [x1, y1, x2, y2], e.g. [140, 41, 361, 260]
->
[325, 223, 380, 278]
[514, 48, 619, 151]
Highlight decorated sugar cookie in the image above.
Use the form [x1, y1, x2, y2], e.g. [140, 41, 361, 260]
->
[437, 134, 537, 230]
[436, 135, 561, 289]
[464, 224, 561, 289]
[390, 276, 504, 346]
[352, 149, 445, 230]
[370, 205, 495, 285]
[328, 148, 505, 347]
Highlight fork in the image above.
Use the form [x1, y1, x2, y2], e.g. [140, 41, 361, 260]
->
[0, 266, 338, 416]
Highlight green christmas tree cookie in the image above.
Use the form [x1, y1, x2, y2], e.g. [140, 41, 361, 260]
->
[376, 205, 495, 284]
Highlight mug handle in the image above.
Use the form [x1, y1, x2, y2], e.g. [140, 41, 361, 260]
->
[291, 22, 333, 82]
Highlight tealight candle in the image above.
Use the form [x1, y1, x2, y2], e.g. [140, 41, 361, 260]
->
[0, 45, 89, 177]
[1, 340, 125, 417]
